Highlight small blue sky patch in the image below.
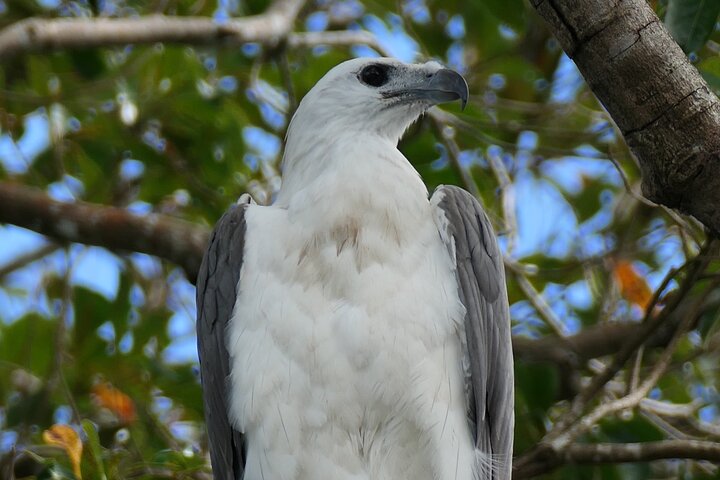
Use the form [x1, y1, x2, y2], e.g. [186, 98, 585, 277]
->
[70, 246, 122, 301]
[362, 14, 418, 62]
[0, 109, 50, 175]
[550, 54, 584, 103]
[306, 11, 329, 32]
[445, 15, 465, 40]
[514, 171, 579, 258]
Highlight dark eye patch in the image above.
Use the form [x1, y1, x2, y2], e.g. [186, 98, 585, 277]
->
[359, 64, 390, 87]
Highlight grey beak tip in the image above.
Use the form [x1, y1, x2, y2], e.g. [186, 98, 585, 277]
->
[458, 73, 469, 111]
[436, 68, 469, 110]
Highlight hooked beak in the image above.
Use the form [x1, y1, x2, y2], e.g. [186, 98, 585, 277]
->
[384, 68, 469, 110]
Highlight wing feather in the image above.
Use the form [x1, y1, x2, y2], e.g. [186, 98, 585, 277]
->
[196, 203, 248, 480]
[432, 185, 514, 480]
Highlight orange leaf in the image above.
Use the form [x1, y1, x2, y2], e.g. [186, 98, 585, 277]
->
[92, 383, 137, 425]
[43, 424, 83, 479]
[614, 260, 653, 311]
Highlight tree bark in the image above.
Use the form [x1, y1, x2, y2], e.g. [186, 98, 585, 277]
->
[530, 0, 720, 235]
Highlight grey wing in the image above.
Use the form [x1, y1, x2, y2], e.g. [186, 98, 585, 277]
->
[196, 202, 249, 480]
[432, 185, 514, 480]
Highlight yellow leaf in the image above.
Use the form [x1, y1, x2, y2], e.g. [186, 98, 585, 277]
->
[43, 424, 83, 479]
[614, 260, 653, 311]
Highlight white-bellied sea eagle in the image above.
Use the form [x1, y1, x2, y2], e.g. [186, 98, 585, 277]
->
[196, 57, 514, 480]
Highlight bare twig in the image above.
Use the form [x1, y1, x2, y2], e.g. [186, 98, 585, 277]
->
[689, 416, 720, 439]
[0, 0, 306, 59]
[0, 243, 61, 280]
[515, 439, 720, 479]
[640, 398, 704, 419]
[554, 276, 717, 447]
[513, 272, 568, 337]
[486, 149, 518, 254]
[563, 439, 720, 464]
[428, 111, 481, 199]
[515, 259, 719, 478]
[553, 249, 709, 434]
[502, 257, 538, 276]
[288, 31, 390, 56]
[628, 346, 643, 394]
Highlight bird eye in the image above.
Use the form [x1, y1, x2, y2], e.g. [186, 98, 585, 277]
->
[359, 64, 389, 87]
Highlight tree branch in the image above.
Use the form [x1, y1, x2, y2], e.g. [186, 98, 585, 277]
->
[566, 439, 720, 463]
[548, 251, 710, 435]
[0, 181, 208, 282]
[513, 272, 568, 337]
[0, 0, 305, 59]
[551, 276, 718, 450]
[530, 0, 720, 234]
[515, 439, 720, 478]
[3, 181, 710, 371]
[512, 283, 719, 371]
[514, 251, 718, 477]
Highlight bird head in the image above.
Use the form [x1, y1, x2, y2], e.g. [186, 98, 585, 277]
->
[286, 58, 468, 145]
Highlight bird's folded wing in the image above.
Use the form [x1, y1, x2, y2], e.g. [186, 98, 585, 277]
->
[432, 185, 514, 480]
[196, 202, 248, 480]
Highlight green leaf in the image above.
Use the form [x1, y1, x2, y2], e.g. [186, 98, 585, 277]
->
[82, 419, 108, 480]
[699, 56, 720, 93]
[0, 314, 56, 378]
[481, 0, 526, 28]
[72, 287, 114, 359]
[598, 414, 665, 442]
[665, 0, 720, 53]
[68, 50, 106, 80]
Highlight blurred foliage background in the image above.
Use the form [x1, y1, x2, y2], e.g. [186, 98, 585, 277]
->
[1, 0, 720, 478]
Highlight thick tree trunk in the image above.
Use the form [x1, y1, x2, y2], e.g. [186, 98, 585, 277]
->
[531, 0, 720, 235]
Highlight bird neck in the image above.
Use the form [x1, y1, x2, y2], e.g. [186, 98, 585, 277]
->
[275, 130, 430, 242]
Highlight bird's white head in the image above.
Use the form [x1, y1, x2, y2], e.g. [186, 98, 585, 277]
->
[286, 57, 468, 146]
[278, 58, 468, 204]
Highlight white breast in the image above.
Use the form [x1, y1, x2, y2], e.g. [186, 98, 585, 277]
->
[227, 147, 476, 480]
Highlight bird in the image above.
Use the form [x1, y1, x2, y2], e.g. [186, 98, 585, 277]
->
[196, 57, 514, 480]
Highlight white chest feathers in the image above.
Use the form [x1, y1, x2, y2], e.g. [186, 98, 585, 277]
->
[227, 188, 476, 480]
